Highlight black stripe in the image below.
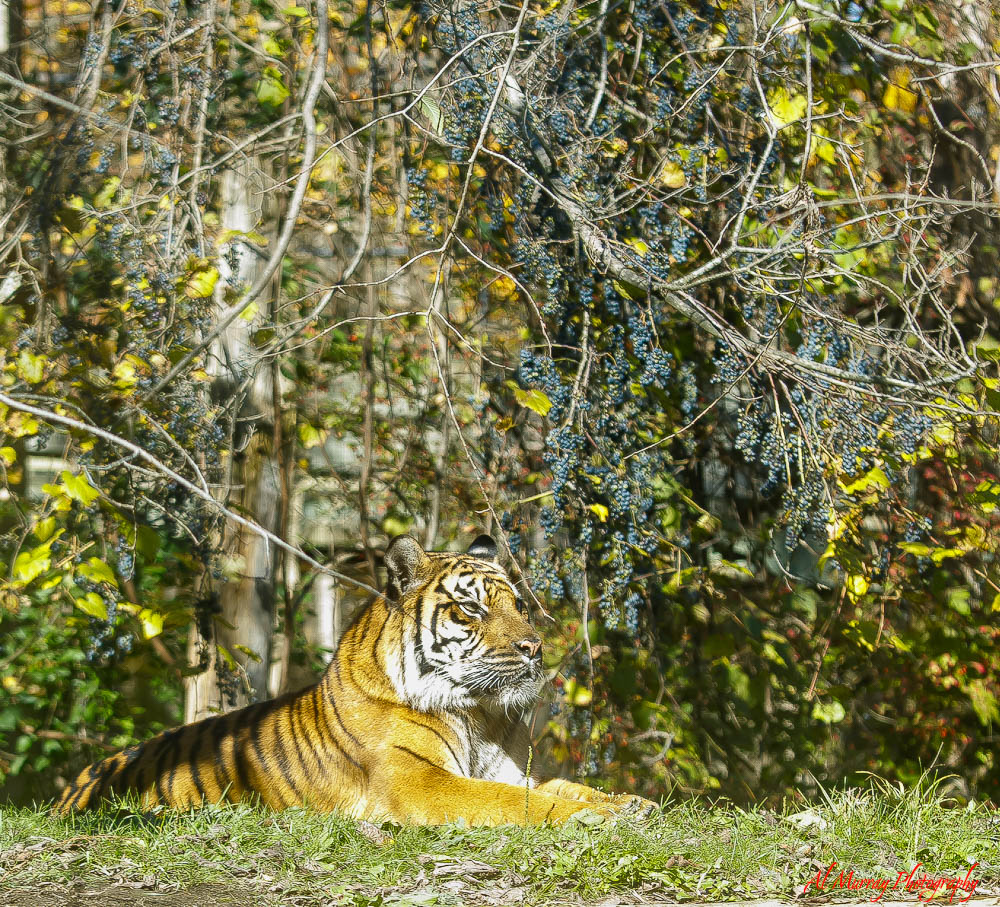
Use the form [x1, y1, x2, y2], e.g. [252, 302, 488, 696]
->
[290, 690, 323, 779]
[368, 612, 390, 670]
[72, 778, 97, 810]
[314, 686, 366, 776]
[153, 729, 182, 804]
[393, 745, 446, 771]
[67, 777, 89, 810]
[119, 743, 145, 792]
[233, 714, 254, 800]
[413, 603, 434, 676]
[246, 704, 285, 806]
[282, 701, 311, 788]
[210, 714, 230, 799]
[267, 713, 302, 802]
[403, 717, 464, 772]
[187, 728, 207, 802]
[328, 665, 364, 749]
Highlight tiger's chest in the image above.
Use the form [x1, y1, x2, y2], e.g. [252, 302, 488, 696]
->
[448, 711, 534, 788]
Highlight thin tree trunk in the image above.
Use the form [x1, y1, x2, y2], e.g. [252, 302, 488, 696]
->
[304, 568, 339, 664]
[185, 160, 282, 721]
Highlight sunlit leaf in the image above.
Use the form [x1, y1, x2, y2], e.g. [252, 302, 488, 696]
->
[256, 67, 290, 106]
[60, 470, 99, 506]
[185, 266, 219, 299]
[74, 592, 107, 620]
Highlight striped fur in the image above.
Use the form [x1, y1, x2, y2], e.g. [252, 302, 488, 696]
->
[55, 535, 656, 824]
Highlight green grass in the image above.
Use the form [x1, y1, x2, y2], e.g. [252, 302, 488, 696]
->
[1, 780, 997, 905]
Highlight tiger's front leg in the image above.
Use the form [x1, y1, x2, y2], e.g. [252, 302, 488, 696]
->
[374, 755, 621, 826]
[536, 778, 660, 817]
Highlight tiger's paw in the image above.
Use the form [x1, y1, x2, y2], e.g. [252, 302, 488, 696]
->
[610, 794, 660, 820]
[567, 795, 659, 826]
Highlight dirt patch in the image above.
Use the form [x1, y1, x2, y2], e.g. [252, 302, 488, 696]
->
[0, 882, 263, 907]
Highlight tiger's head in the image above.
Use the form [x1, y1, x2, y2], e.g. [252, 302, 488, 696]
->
[381, 535, 543, 714]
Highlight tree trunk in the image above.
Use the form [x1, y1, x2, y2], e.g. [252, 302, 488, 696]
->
[185, 160, 283, 721]
[304, 569, 339, 664]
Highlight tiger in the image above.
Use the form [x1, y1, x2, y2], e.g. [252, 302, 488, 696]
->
[55, 534, 657, 824]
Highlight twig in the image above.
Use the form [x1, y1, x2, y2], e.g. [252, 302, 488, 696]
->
[0, 391, 382, 598]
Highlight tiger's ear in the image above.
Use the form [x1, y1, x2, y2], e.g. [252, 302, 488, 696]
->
[384, 535, 427, 601]
[467, 534, 498, 562]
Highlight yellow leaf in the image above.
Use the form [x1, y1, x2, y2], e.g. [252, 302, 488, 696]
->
[112, 358, 137, 390]
[511, 386, 552, 417]
[185, 267, 219, 299]
[845, 573, 869, 602]
[138, 607, 165, 639]
[658, 161, 686, 188]
[0, 446, 14, 467]
[78, 556, 118, 589]
[94, 177, 121, 210]
[34, 517, 56, 541]
[883, 67, 918, 113]
[769, 87, 807, 126]
[60, 469, 99, 505]
[624, 237, 648, 257]
[563, 678, 592, 707]
[839, 466, 890, 495]
[16, 350, 46, 384]
[239, 300, 259, 321]
[13, 546, 51, 585]
[589, 503, 609, 522]
[298, 422, 326, 449]
[492, 276, 517, 299]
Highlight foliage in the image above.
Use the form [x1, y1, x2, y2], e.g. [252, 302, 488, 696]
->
[1, 0, 1000, 806]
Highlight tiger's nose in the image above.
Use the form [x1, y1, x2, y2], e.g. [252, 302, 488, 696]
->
[515, 636, 542, 661]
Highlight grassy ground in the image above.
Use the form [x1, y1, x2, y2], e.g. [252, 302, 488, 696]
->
[0, 781, 997, 906]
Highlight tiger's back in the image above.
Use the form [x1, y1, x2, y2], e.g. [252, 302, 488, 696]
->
[56, 535, 656, 824]
[54, 680, 367, 814]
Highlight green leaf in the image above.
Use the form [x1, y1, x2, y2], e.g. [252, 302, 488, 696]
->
[13, 544, 51, 585]
[256, 67, 290, 106]
[136, 526, 161, 560]
[61, 470, 99, 506]
[419, 97, 444, 135]
[968, 680, 1000, 726]
[77, 556, 119, 589]
[16, 349, 46, 384]
[946, 587, 970, 616]
[74, 592, 108, 620]
[234, 643, 262, 663]
[812, 700, 846, 724]
[511, 386, 552, 417]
